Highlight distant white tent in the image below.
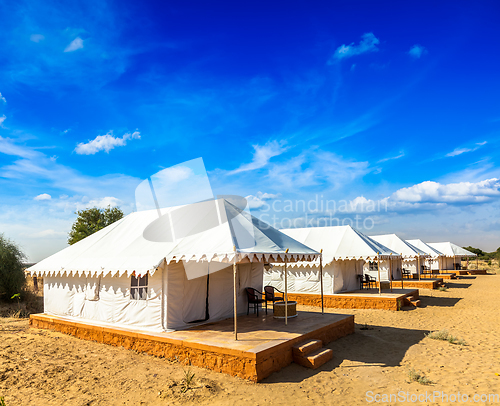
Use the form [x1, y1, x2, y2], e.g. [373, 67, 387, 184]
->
[427, 242, 477, 270]
[264, 226, 399, 295]
[406, 239, 445, 271]
[29, 199, 319, 332]
[370, 234, 429, 277]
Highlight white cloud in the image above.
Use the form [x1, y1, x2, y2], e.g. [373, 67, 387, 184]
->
[228, 140, 288, 174]
[83, 196, 121, 209]
[74, 130, 141, 155]
[0, 115, 6, 127]
[408, 44, 427, 59]
[0, 92, 6, 103]
[34, 193, 52, 201]
[391, 178, 500, 204]
[446, 141, 487, 157]
[30, 34, 45, 43]
[64, 37, 84, 52]
[329, 33, 380, 62]
[30, 229, 66, 238]
[245, 191, 280, 209]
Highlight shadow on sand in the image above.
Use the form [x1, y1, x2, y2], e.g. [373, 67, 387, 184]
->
[263, 324, 428, 383]
[442, 282, 472, 289]
[413, 296, 461, 308]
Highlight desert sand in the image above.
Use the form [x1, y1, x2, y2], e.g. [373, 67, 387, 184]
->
[1, 273, 499, 405]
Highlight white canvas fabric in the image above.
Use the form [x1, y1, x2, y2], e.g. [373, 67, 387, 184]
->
[29, 198, 319, 278]
[427, 242, 477, 257]
[32, 198, 319, 332]
[427, 242, 476, 270]
[263, 226, 400, 294]
[370, 234, 429, 260]
[370, 234, 429, 275]
[406, 239, 445, 270]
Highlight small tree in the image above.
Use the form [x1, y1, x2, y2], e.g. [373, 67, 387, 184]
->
[68, 206, 124, 245]
[0, 234, 27, 300]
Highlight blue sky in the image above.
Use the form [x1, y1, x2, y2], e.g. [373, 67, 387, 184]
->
[1, 0, 500, 261]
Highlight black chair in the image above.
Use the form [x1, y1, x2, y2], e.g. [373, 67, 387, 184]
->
[363, 274, 377, 289]
[402, 268, 411, 279]
[245, 287, 266, 316]
[264, 286, 284, 310]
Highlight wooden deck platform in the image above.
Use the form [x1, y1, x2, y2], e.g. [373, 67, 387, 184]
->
[29, 311, 354, 382]
[377, 279, 443, 289]
[286, 289, 419, 311]
[419, 272, 457, 280]
[447, 269, 489, 276]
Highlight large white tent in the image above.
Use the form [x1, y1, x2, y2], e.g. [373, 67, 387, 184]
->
[406, 239, 445, 271]
[370, 234, 429, 277]
[29, 199, 319, 332]
[427, 242, 477, 270]
[264, 226, 399, 295]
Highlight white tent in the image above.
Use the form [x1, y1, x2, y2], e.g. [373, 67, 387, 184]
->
[29, 199, 319, 332]
[427, 242, 477, 270]
[370, 234, 429, 277]
[264, 225, 399, 295]
[406, 239, 445, 271]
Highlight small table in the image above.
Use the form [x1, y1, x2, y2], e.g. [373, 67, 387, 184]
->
[273, 301, 298, 319]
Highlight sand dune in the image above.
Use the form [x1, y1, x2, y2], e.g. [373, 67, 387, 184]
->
[1, 274, 499, 405]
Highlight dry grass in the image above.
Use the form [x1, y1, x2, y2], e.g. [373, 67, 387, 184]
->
[463, 259, 500, 274]
[426, 329, 467, 346]
[407, 368, 433, 385]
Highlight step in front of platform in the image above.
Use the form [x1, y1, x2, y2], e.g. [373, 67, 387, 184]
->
[292, 339, 322, 357]
[294, 348, 333, 369]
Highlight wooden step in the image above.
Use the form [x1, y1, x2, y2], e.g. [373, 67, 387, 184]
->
[410, 299, 421, 307]
[294, 348, 333, 369]
[292, 339, 322, 357]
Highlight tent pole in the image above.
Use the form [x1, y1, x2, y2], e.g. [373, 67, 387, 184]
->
[476, 255, 479, 270]
[401, 253, 404, 290]
[377, 252, 381, 295]
[320, 249, 324, 315]
[389, 253, 393, 292]
[284, 248, 289, 325]
[233, 246, 238, 341]
[418, 255, 421, 281]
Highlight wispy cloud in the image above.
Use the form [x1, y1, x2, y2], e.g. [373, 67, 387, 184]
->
[64, 37, 84, 52]
[30, 34, 45, 43]
[267, 150, 370, 190]
[74, 130, 141, 155]
[378, 151, 405, 163]
[329, 33, 380, 62]
[228, 140, 288, 174]
[446, 141, 487, 157]
[0, 115, 6, 127]
[408, 44, 427, 59]
[0, 92, 6, 103]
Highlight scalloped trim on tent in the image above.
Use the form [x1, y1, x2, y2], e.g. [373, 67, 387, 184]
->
[30, 251, 320, 277]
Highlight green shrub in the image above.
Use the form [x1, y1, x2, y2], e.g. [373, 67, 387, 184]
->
[0, 234, 26, 300]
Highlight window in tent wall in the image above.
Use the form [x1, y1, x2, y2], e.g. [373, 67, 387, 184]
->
[130, 273, 148, 300]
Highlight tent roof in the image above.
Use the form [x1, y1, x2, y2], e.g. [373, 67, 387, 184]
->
[427, 242, 477, 257]
[28, 199, 319, 277]
[406, 239, 444, 258]
[279, 225, 400, 267]
[370, 234, 429, 260]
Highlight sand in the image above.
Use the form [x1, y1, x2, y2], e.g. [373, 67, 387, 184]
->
[1, 274, 499, 405]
